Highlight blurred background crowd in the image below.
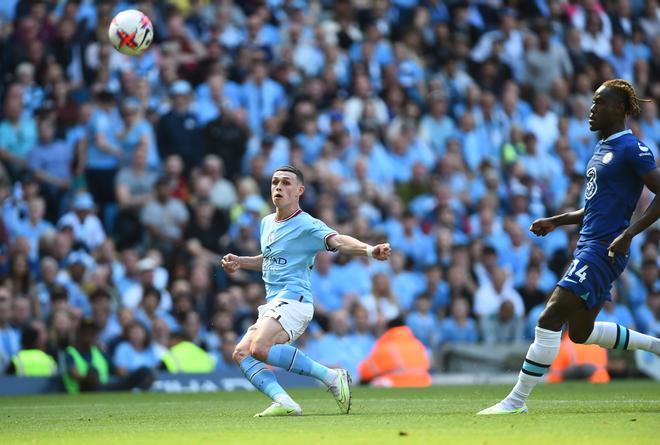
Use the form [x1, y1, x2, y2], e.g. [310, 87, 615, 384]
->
[0, 0, 659, 382]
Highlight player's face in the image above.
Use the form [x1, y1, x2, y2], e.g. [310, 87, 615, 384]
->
[271, 172, 303, 208]
[589, 85, 622, 132]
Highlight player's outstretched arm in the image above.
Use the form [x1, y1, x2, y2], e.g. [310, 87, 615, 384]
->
[530, 208, 584, 237]
[609, 168, 660, 257]
[326, 234, 391, 261]
[220, 254, 263, 272]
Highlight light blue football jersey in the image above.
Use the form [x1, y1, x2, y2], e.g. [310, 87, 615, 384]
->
[260, 209, 337, 303]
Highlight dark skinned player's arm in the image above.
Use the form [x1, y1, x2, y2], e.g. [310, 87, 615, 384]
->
[623, 167, 660, 238]
[550, 208, 585, 226]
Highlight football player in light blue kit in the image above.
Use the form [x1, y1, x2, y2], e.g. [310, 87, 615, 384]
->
[479, 79, 660, 415]
[221, 165, 391, 417]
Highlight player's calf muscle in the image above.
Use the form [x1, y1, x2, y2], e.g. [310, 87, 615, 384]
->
[567, 328, 591, 344]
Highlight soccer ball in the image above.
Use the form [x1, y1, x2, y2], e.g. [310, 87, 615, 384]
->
[108, 9, 153, 56]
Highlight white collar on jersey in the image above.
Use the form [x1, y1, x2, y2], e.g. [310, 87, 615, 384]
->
[600, 129, 632, 143]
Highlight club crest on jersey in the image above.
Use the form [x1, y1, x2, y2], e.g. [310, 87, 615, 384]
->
[602, 152, 613, 164]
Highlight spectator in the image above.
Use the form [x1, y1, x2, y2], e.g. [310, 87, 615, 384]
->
[241, 51, 287, 136]
[113, 321, 162, 376]
[361, 273, 401, 330]
[405, 294, 440, 350]
[11, 296, 32, 329]
[161, 331, 215, 373]
[156, 81, 203, 171]
[57, 192, 106, 251]
[439, 297, 479, 345]
[62, 319, 154, 394]
[517, 265, 547, 314]
[26, 116, 73, 220]
[184, 199, 229, 266]
[525, 92, 559, 157]
[0, 287, 20, 372]
[5, 250, 34, 298]
[358, 317, 431, 387]
[202, 106, 248, 181]
[344, 74, 388, 126]
[349, 305, 377, 360]
[113, 145, 157, 248]
[46, 303, 74, 357]
[135, 286, 178, 333]
[524, 20, 573, 93]
[6, 324, 57, 376]
[84, 90, 122, 213]
[34, 257, 59, 320]
[56, 250, 93, 317]
[480, 299, 525, 345]
[123, 257, 172, 312]
[474, 267, 525, 320]
[0, 84, 37, 179]
[89, 288, 121, 349]
[140, 177, 189, 255]
[203, 155, 238, 211]
[117, 98, 159, 170]
[14, 197, 54, 261]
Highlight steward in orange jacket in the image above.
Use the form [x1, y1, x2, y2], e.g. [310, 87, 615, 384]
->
[548, 331, 610, 383]
[358, 318, 431, 387]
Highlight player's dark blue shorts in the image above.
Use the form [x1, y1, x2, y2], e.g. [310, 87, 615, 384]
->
[557, 242, 628, 309]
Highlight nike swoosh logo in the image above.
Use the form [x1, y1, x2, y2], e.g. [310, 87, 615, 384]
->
[638, 143, 649, 152]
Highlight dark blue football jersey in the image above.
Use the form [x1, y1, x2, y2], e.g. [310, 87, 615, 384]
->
[580, 130, 657, 244]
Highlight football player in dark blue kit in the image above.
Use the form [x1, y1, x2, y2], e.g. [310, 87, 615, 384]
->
[479, 79, 660, 415]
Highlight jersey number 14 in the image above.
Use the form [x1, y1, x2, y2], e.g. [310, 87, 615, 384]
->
[566, 259, 589, 283]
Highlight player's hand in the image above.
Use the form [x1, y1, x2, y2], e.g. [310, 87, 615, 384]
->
[529, 218, 556, 237]
[372, 243, 391, 261]
[221, 254, 241, 273]
[607, 231, 632, 262]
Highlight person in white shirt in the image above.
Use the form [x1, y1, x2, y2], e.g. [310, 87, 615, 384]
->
[474, 267, 525, 319]
[57, 192, 106, 251]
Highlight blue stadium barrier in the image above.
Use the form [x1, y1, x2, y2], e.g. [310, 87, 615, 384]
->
[0, 369, 320, 396]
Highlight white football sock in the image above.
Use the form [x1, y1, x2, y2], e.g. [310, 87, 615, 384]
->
[501, 327, 561, 410]
[275, 393, 299, 408]
[323, 369, 339, 387]
[585, 322, 659, 353]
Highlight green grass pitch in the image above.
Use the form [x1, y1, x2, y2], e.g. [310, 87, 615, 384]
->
[2, 381, 659, 445]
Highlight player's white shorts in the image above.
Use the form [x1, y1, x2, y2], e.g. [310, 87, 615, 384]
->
[257, 298, 314, 343]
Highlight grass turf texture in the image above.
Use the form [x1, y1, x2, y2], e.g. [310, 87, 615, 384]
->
[2, 381, 659, 445]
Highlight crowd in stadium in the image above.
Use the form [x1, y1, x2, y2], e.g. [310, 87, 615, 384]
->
[0, 0, 659, 382]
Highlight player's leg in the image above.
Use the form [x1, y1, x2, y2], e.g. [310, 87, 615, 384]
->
[251, 317, 339, 387]
[478, 286, 580, 415]
[233, 322, 301, 416]
[570, 306, 660, 354]
[251, 302, 351, 414]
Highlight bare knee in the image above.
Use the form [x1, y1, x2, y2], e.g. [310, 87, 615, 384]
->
[249, 340, 272, 362]
[232, 344, 250, 364]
